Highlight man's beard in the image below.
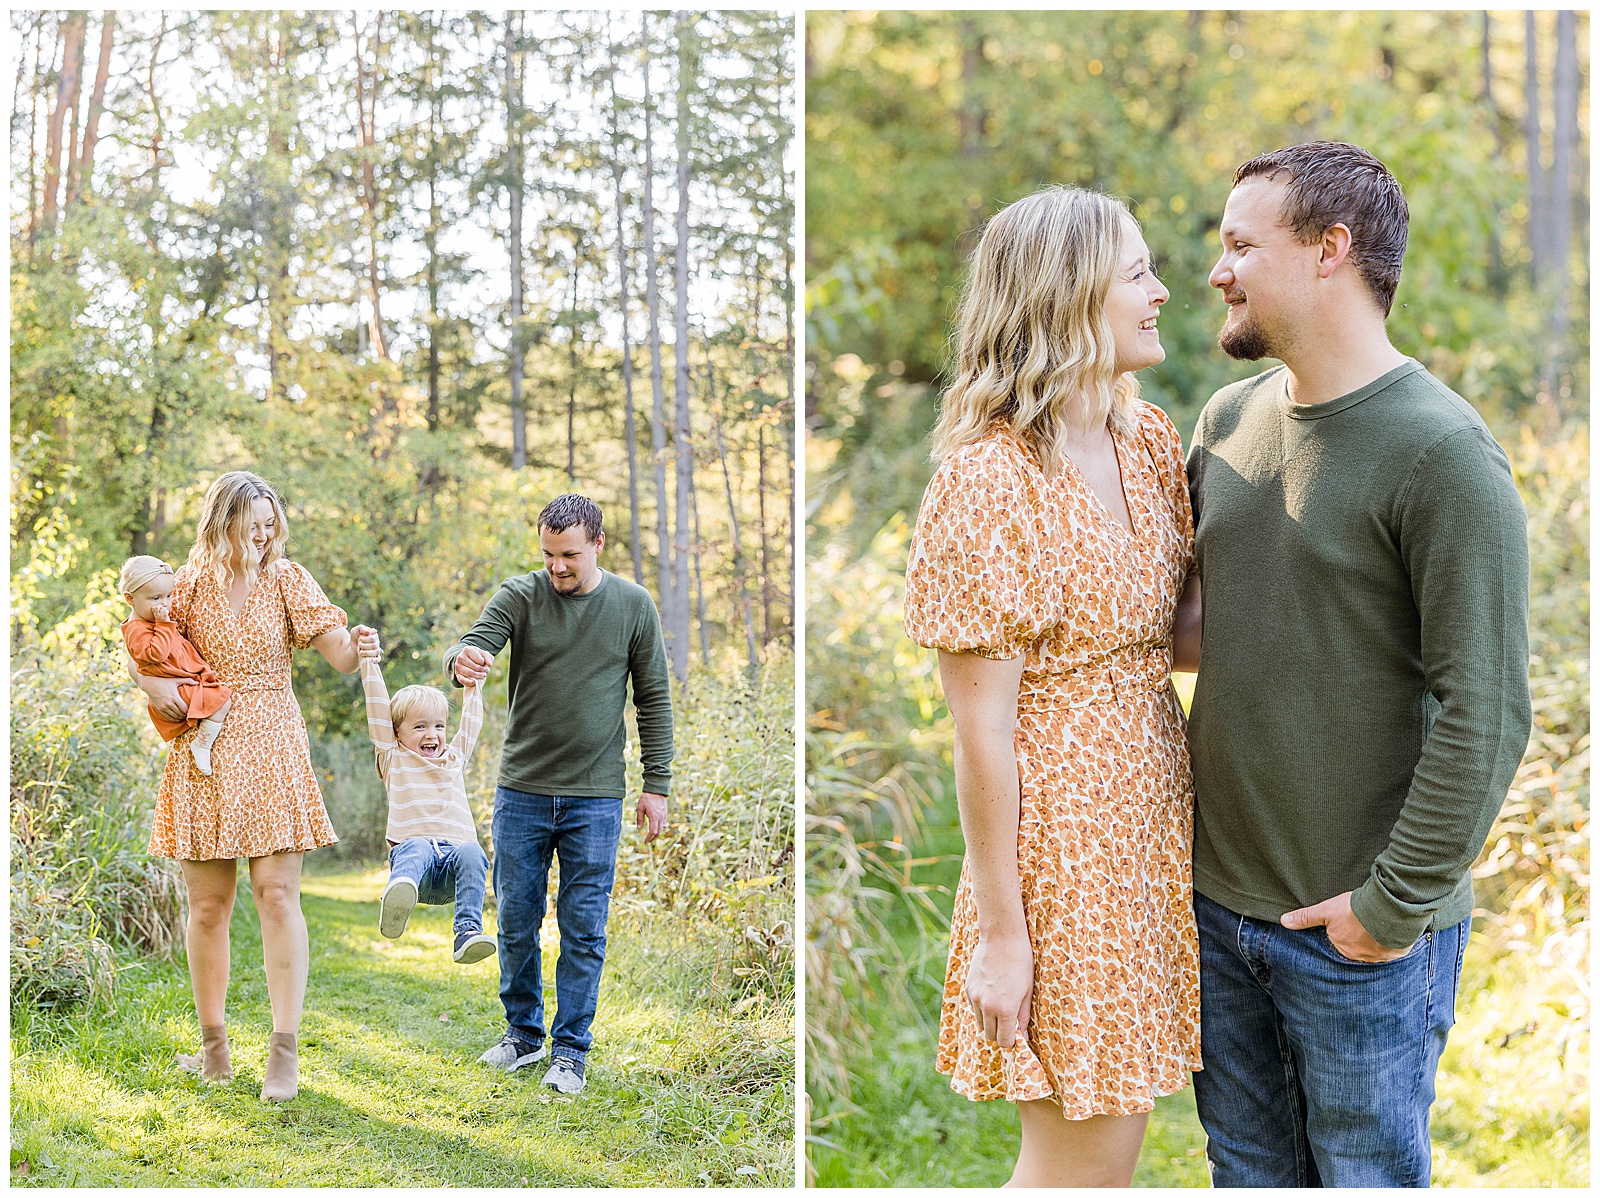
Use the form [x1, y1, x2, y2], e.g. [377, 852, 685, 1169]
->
[1218, 308, 1274, 361]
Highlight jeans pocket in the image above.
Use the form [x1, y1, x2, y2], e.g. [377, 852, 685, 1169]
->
[1323, 926, 1429, 966]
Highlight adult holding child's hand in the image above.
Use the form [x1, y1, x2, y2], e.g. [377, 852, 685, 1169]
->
[445, 493, 675, 1095]
[126, 471, 371, 1104]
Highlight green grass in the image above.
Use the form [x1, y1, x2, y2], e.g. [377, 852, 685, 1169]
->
[10, 868, 793, 1187]
[809, 784, 1589, 1188]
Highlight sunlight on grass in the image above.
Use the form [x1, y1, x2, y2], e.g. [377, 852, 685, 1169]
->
[11, 870, 793, 1187]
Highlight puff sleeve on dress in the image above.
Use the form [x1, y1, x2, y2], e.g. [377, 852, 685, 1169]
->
[904, 437, 1049, 660]
[280, 561, 348, 649]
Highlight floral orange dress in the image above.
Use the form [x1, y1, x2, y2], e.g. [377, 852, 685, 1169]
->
[904, 401, 1203, 1119]
[147, 560, 345, 861]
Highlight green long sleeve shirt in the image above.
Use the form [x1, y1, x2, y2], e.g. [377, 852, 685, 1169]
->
[444, 568, 674, 798]
[1186, 360, 1532, 949]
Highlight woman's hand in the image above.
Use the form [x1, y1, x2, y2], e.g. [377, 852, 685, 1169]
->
[351, 625, 382, 662]
[123, 645, 189, 721]
[967, 930, 1035, 1048]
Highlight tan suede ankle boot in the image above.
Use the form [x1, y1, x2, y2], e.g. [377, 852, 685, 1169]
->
[259, 1031, 299, 1102]
[175, 1023, 233, 1083]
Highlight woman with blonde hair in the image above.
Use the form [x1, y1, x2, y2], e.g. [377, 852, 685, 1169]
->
[127, 471, 376, 1102]
[904, 186, 1203, 1185]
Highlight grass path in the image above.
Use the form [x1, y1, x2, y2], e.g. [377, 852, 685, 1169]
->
[10, 868, 793, 1187]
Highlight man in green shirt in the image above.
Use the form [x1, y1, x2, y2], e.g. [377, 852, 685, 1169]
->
[1186, 143, 1531, 1187]
[445, 493, 674, 1094]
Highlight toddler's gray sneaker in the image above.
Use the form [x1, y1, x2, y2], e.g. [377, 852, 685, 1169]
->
[478, 1032, 548, 1072]
[453, 929, 496, 964]
[544, 1056, 586, 1094]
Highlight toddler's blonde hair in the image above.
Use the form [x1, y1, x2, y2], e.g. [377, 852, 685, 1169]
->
[390, 685, 450, 731]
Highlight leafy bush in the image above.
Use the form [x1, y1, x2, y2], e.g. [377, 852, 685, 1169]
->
[613, 649, 796, 1007]
[10, 647, 183, 1010]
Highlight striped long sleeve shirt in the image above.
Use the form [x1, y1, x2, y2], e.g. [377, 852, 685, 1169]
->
[362, 658, 483, 845]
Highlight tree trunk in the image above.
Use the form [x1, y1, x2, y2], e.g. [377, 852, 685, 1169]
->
[690, 466, 709, 668]
[265, 15, 291, 403]
[63, 18, 86, 205]
[643, 14, 671, 611]
[506, 15, 527, 469]
[566, 246, 580, 482]
[25, 15, 44, 246]
[425, 13, 441, 434]
[354, 13, 388, 359]
[68, 11, 114, 207]
[670, 11, 695, 683]
[782, 233, 795, 644]
[959, 17, 986, 235]
[40, 12, 85, 240]
[1549, 10, 1577, 335]
[1481, 12, 1509, 299]
[609, 23, 644, 585]
[1524, 11, 1547, 286]
[713, 350, 759, 673]
[756, 418, 771, 644]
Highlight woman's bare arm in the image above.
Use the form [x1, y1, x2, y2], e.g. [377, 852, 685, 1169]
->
[937, 647, 1033, 1048]
[1171, 573, 1201, 674]
[310, 626, 367, 675]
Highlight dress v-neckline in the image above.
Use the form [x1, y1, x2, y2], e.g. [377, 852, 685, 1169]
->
[221, 573, 256, 623]
[1059, 427, 1138, 539]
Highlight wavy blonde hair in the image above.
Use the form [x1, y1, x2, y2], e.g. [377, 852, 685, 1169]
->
[188, 471, 289, 591]
[932, 186, 1142, 475]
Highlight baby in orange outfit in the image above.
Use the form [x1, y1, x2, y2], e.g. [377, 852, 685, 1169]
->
[119, 555, 234, 775]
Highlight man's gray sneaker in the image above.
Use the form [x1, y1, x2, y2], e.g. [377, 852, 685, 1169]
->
[543, 1056, 586, 1094]
[478, 1032, 548, 1072]
[453, 929, 496, 964]
[378, 876, 417, 939]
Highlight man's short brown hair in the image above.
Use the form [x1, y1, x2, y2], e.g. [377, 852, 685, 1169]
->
[538, 493, 603, 542]
[1234, 141, 1409, 317]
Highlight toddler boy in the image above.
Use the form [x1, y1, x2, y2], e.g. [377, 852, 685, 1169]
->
[357, 631, 494, 964]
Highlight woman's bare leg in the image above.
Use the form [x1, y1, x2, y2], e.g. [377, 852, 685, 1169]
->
[1008, 1099, 1150, 1187]
[180, 859, 239, 1025]
[248, 851, 308, 1034]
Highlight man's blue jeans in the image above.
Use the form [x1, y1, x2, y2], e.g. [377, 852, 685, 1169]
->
[492, 786, 623, 1063]
[1192, 889, 1468, 1187]
[387, 837, 489, 935]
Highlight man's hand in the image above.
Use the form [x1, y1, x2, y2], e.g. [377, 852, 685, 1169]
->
[635, 792, 667, 843]
[454, 645, 494, 686]
[351, 625, 382, 662]
[1281, 890, 1413, 963]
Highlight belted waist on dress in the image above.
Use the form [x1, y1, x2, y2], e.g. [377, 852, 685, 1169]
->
[225, 670, 292, 693]
[1016, 647, 1172, 713]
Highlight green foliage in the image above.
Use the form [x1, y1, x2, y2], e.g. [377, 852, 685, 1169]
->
[9, 646, 183, 1012]
[613, 650, 796, 1006]
[806, 10, 1589, 541]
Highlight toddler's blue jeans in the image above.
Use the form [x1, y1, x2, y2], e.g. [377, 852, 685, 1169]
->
[387, 836, 489, 936]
